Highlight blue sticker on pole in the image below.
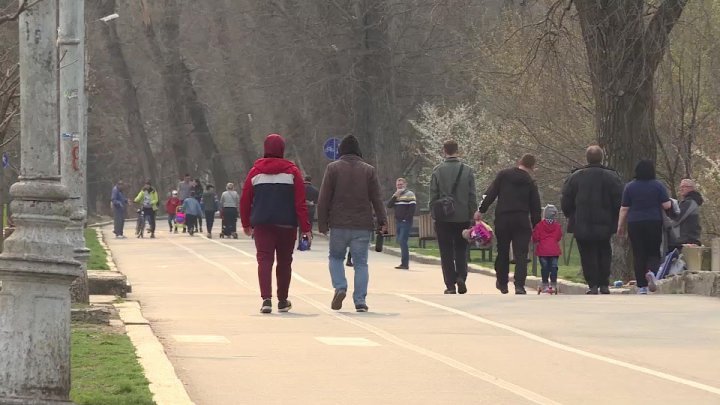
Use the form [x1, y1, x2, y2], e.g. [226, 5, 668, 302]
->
[1, 153, 8, 169]
[323, 137, 340, 160]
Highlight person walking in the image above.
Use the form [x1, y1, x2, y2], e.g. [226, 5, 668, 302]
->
[193, 178, 204, 233]
[387, 177, 416, 270]
[532, 205, 562, 293]
[617, 160, 672, 294]
[220, 183, 240, 238]
[165, 190, 181, 232]
[177, 174, 193, 201]
[317, 135, 387, 312]
[429, 140, 477, 294]
[111, 180, 129, 238]
[666, 178, 704, 251]
[479, 154, 541, 295]
[561, 146, 624, 294]
[202, 184, 219, 238]
[240, 134, 311, 314]
[133, 180, 159, 238]
[182, 191, 203, 236]
[298, 175, 319, 249]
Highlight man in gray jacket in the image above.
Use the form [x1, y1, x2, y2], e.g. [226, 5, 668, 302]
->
[429, 140, 477, 294]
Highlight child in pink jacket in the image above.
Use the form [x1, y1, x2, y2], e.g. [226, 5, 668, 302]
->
[532, 205, 562, 293]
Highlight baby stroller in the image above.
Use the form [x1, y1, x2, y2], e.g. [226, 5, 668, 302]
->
[174, 206, 186, 234]
[218, 208, 238, 239]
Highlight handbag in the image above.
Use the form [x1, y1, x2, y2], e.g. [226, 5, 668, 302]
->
[431, 165, 464, 221]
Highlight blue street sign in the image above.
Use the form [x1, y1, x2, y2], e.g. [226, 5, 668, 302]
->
[323, 137, 340, 160]
[2, 153, 8, 169]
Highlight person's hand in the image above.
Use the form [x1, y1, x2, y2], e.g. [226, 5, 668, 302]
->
[473, 211, 482, 222]
[243, 227, 252, 236]
[393, 190, 402, 198]
[380, 224, 388, 234]
[616, 226, 626, 238]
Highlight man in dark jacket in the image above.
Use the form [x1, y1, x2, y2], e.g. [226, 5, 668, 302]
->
[668, 179, 704, 250]
[561, 146, 623, 294]
[387, 178, 416, 270]
[317, 135, 387, 313]
[479, 154, 541, 295]
[240, 134, 312, 314]
[429, 140, 477, 294]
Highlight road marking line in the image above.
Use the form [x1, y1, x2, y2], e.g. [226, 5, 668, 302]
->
[173, 335, 230, 344]
[294, 294, 560, 405]
[315, 337, 380, 347]
[198, 235, 255, 258]
[170, 241, 254, 290]
[396, 293, 720, 396]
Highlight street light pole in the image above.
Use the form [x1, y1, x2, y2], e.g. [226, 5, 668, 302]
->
[0, 1, 80, 403]
[59, 0, 89, 304]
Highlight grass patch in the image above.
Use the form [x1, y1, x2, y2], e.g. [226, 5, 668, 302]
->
[84, 228, 109, 270]
[71, 324, 154, 405]
[385, 235, 587, 284]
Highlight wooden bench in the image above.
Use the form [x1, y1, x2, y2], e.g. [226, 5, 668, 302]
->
[468, 244, 493, 262]
[417, 213, 436, 248]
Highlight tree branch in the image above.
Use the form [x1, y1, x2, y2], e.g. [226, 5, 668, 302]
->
[644, 0, 689, 71]
[0, 0, 42, 26]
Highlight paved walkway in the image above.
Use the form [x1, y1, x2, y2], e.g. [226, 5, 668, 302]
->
[104, 225, 720, 405]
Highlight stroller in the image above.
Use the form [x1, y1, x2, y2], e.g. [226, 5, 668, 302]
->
[218, 208, 238, 239]
[174, 206, 186, 234]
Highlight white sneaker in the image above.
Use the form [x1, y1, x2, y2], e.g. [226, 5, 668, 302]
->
[637, 287, 648, 295]
[645, 271, 657, 292]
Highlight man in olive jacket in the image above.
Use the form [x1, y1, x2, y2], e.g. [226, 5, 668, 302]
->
[317, 135, 387, 313]
[561, 145, 623, 294]
[429, 140, 477, 295]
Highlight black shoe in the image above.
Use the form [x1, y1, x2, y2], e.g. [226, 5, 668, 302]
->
[331, 289, 346, 310]
[444, 289, 457, 294]
[355, 303, 368, 312]
[345, 260, 354, 267]
[394, 265, 409, 270]
[260, 299, 272, 314]
[278, 300, 292, 313]
[496, 280, 509, 294]
[599, 286, 610, 295]
[457, 279, 467, 294]
[232, 232, 238, 239]
[150, 233, 155, 239]
[586, 287, 599, 295]
[515, 286, 527, 295]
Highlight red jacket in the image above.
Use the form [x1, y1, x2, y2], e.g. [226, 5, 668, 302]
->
[532, 220, 562, 257]
[165, 197, 181, 215]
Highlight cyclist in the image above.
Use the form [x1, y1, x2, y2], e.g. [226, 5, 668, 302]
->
[134, 180, 159, 238]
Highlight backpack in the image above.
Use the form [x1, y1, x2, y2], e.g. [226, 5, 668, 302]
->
[431, 165, 464, 221]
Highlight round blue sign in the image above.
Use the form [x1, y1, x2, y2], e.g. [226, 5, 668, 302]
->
[323, 138, 340, 160]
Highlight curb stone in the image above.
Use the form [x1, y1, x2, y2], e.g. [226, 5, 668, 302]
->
[378, 245, 632, 295]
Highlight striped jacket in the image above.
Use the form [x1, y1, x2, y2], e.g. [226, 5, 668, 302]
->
[387, 189, 416, 222]
[240, 158, 311, 233]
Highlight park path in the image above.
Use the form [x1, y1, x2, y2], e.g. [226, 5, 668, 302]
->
[105, 225, 720, 405]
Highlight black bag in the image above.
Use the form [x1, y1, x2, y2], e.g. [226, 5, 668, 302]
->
[431, 165, 464, 221]
[375, 230, 384, 252]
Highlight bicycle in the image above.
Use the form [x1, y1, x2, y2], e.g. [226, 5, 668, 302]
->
[135, 208, 153, 238]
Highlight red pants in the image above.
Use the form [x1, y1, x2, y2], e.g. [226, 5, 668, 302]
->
[253, 225, 297, 300]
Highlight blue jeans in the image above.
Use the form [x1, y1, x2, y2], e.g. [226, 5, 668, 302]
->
[539, 256, 559, 284]
[396, 219, 412, 266]
[329, 228, 372, 305]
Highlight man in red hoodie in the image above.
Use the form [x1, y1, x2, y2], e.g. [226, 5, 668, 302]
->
[240, 134, 312, 314]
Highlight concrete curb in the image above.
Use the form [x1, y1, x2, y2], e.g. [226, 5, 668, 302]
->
[95, 227, 120, 273]
[378, 245, 632, 295]
[115, 301, 195, 405]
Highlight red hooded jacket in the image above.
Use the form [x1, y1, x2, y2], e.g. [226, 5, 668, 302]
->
[532, 219, 562, 257]
[165, 196, 181, 215]
[240, 134, 311, 233]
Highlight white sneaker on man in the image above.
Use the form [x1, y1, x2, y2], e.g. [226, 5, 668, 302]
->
[645, 271, 658, 293]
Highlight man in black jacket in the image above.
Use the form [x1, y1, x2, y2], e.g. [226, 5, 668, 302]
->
[479, 154, 542, 294]
[561, 146, 623, 295]
[668, 179, 704, 251]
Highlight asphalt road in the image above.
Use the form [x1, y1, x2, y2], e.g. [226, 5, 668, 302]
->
[105, 225, 720, 405]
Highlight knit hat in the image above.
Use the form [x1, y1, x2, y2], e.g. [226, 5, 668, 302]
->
[339, 135, 362, 157]
[544, 204, 558, 221]
[263, 133, 285, 158]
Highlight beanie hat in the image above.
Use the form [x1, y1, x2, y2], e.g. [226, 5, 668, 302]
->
[263, 133, 285, 158]
[544, 204, 558, 221]
[339, 135, 362, 157]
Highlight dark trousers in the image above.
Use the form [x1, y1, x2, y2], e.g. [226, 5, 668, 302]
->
[628, 220, 663, 287]
[186, 214, 198, 233]
[494, 213, 531, 288]
[113, 206, 125, 236]
[142, 208, 156, 233]
[222, 207, 238, 235]
[205, 211, 215, 233]
[576, 239, 612, 288]
[254, 225, 296, 300]
[435, 221, 470, 290]
[167, 213, 176, 230]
